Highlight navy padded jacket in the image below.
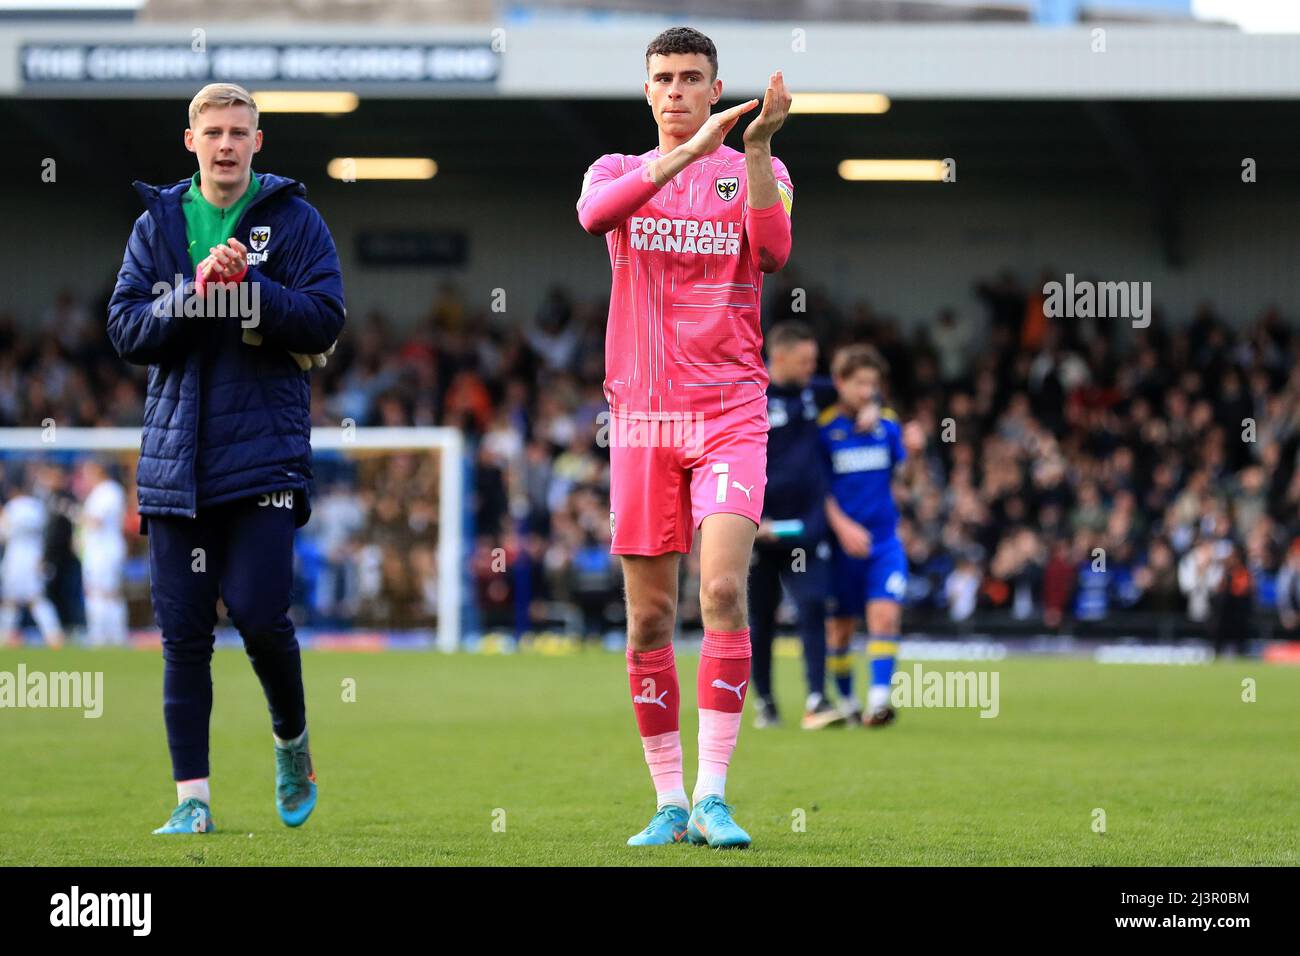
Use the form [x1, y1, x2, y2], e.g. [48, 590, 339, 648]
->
[107, 173, 345, 525]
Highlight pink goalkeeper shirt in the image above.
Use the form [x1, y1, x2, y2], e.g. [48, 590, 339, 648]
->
[577, 143, 793, 417]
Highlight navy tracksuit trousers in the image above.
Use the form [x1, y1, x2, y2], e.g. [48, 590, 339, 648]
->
[748, 542, 829, 704]
[147, 492, 306, 781]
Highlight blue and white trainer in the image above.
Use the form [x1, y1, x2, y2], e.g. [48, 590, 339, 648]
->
[275, 732, 317, 827]
[152, 797, 215, 835]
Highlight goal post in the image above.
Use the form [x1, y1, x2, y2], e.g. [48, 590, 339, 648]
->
[0, 425, 465, 652]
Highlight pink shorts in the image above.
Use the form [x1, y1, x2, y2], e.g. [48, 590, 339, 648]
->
[608, 400, 769, 556]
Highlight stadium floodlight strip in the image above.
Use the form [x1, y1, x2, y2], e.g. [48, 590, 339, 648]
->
[790, 93, 891, 115]
[0, 426, 464, 653]
[0, 1, 144, 9]
[327, 157, 437, 180]
[252, 91, 360, 114]
[838, 159, 948, 182]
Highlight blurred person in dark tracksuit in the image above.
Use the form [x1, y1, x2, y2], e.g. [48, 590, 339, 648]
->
[1210, 543, 1253, 658]
[748, 321, 842, 730]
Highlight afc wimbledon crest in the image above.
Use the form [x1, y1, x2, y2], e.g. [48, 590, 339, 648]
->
[715, 177, 739, 201]
[249, 227, 271, 252]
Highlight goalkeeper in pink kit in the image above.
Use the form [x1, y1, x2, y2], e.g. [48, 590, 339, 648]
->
[577, 26, 793, 848]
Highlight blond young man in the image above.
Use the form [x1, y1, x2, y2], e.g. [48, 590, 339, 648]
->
[107, 83, 344, 834]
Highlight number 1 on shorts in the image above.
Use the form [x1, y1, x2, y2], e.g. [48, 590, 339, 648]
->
[713, 462, 729, 503]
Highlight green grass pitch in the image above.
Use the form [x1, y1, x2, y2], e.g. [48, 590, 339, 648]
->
[1, 647, 1296, 866]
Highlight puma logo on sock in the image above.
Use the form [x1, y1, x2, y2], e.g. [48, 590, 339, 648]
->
[710, 678, 748, 701]
[634, 689, 669, 709]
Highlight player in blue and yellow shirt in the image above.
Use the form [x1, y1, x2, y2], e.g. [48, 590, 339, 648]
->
[819, 344, 922, 726]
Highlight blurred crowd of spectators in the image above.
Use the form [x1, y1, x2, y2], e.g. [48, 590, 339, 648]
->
[3, 270, 1300, 648]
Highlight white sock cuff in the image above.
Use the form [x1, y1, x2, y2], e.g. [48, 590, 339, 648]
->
[176, 778, 210, 805]
[273, 728, 308, 748]
[656, 789, 690, 812]
[693, 771, 727, 804]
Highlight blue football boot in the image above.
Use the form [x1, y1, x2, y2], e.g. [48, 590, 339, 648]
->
[627, 805, 690, 846]
[686, 795, 751, 849]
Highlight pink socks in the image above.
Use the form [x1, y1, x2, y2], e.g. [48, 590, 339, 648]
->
[627, 644, 687, 810]
[628, 629, 753, 809]
[694, 628, 752, 804]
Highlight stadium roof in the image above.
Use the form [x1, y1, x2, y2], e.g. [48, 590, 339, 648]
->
[0, 0, 1202, 27]
[7, 94, 1297, 198]
[4, 22, 1300, 99]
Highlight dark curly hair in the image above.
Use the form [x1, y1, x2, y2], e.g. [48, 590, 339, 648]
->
[645, 26, 718, 80]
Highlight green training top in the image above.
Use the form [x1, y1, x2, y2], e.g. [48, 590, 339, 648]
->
[182, 170, 261, 271]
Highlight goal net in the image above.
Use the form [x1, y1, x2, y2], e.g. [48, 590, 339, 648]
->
[0, 426, 464, 652]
